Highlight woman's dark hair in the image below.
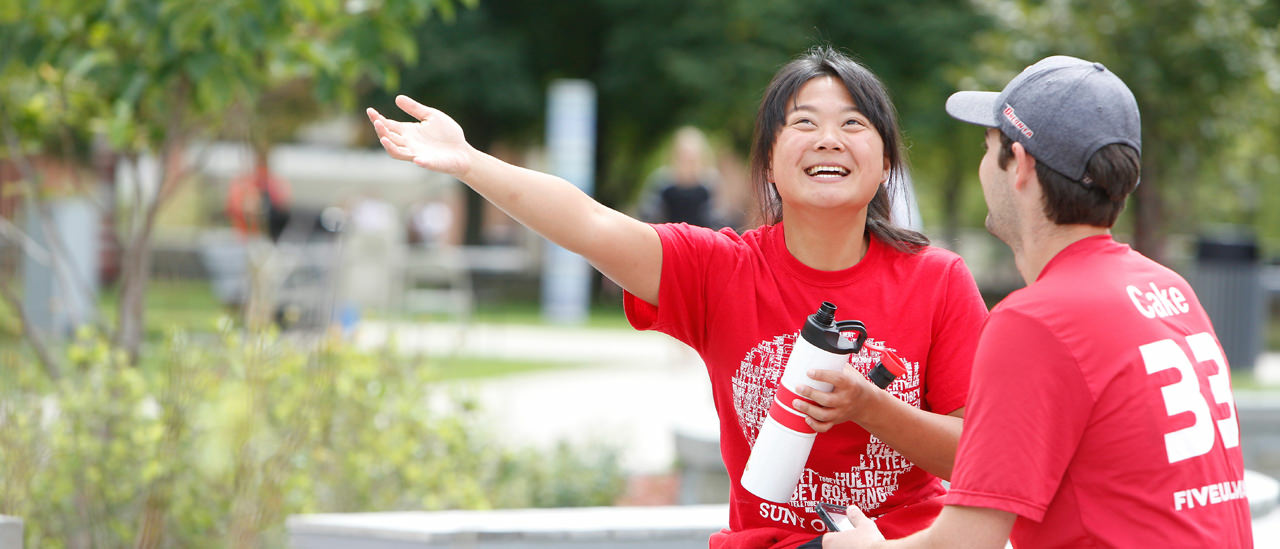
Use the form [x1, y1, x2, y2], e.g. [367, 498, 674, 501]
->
[749, 45, 928, 252]
[997, 132, 1140, 227]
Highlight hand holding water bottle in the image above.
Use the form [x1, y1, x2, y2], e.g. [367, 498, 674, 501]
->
[791, 340, 906, 433]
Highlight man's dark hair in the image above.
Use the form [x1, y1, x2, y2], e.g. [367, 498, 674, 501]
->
[998, 133, 1140, 227]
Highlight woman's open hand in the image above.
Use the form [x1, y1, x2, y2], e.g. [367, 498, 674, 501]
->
[366, 95, 473, 177]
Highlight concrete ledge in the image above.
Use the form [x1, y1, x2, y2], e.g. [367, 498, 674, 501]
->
[674, 426, 730, 505]
[0, 515, 22, 549]
[288, 504, 728, 549]
[1237, 393, 1280, 480]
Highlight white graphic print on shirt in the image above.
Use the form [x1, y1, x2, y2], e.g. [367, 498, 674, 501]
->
[732, 333, 921, 514]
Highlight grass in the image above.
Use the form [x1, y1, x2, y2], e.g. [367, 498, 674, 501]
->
[1230, 372, 1271, 391]
[0, 293, 20, 343]
[389, 295, 633, 330]
[427, 355, 590, 382]
[1, 279, 228, 346]
[98, 276, 232, 338]
[13, 277, 1280, 386]
[73, 278, 623, 380]
[1269, 311, 1280, 352]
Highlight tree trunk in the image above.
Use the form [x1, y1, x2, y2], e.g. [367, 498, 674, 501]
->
[115, 221, 154, 365]
[134, 490, 166, 549]
[114, 149, 171, 365]
[940, 139, 967, 248]
[1131, 154, 1166, 265]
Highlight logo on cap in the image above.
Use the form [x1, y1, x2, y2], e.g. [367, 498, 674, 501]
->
[1002, 104, 1034, 138]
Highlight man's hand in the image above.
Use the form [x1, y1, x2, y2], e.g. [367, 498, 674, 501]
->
[822, 505, 885, 548]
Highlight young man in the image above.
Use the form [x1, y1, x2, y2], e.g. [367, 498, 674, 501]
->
[821, 56, 1254, 547]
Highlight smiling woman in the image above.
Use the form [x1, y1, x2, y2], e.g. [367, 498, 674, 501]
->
[767, 75, 886, 266]
[366, 45, 989, 548]
[749, 48, 925, 262]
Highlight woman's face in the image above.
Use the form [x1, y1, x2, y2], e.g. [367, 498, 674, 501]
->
[769, 76, 888, 221]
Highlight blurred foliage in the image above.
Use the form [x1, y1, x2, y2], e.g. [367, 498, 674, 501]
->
[363, 0, 1280, 258]
[363, 0, 995, 241]
[0, 0, 473, 362]
[1, 0, 1275, 255]
[0, 0, 468, 155]
[0, 325, 624, 548]
[960, 0, 1280, 258]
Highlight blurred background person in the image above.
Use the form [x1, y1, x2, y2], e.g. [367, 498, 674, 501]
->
[226, 160, 292, 242]
[637, 126, 729, 229]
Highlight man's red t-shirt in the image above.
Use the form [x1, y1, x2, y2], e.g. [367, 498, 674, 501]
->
[948, 235, 1253, 548]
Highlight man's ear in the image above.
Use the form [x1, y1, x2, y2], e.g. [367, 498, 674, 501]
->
[1010, 141, 1038, 191]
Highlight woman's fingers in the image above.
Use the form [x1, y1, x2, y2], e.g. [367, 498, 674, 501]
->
[795, 382, 838, 410]
[376, 120, 401, 142]
[395, 94, 435, 121]
[378, 136, 413, 162]
[368, 106, 415, 140]
[793, 397, 827, 421]
[369, 96, 466, 173]
[372, 121, 400, 148]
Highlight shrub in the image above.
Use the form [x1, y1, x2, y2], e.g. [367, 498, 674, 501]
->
[0, 323, 625, 548]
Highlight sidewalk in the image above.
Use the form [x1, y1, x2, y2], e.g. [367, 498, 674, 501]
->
[346, 320, 1280, 544]
[355, 321, 720, 474]
[357, 319, 1280, 478]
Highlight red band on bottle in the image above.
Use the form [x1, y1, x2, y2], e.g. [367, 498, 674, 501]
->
[768, 385, 816, 434]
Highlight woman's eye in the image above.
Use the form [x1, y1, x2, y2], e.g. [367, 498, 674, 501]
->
[844, 119, 864, 127]
[791, 118, 815, 127]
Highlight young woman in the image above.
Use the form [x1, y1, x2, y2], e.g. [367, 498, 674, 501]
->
[368, 46, 988, 548]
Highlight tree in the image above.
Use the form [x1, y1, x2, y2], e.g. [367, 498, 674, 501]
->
[1, 0, 470, 363]
[368, 0, 990, 242]
[966, 0, 1279, 262]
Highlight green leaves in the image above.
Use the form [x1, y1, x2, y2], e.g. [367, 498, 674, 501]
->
[966, 0, 1280, 255]
[0, 326, 625, 546]
[2, 0, 463, 157]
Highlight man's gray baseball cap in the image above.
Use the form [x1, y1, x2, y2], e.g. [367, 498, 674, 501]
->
[945, 55, 1141, 183]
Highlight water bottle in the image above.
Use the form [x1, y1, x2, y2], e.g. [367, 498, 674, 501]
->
[740, 301, 902, 503]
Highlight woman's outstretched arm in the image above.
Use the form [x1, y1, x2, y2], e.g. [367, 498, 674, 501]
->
[368, 95, 661, 305]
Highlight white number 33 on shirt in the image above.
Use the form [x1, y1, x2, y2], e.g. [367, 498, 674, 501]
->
[1140, 332, 1241, 464]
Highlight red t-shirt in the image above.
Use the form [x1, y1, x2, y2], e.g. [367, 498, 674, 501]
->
[948, 235, 1253, 548]
[624, 223, 988, 547]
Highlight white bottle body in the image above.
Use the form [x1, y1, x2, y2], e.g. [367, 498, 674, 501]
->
[740, 334, 851, 502]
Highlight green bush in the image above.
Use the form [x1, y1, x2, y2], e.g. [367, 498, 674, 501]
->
[0, 323, 625, 548]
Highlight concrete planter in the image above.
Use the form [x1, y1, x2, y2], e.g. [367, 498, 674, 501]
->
[0, 515, 22, 549]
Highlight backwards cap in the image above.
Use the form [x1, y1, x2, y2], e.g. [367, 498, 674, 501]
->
[945, 56, 1141, 183]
